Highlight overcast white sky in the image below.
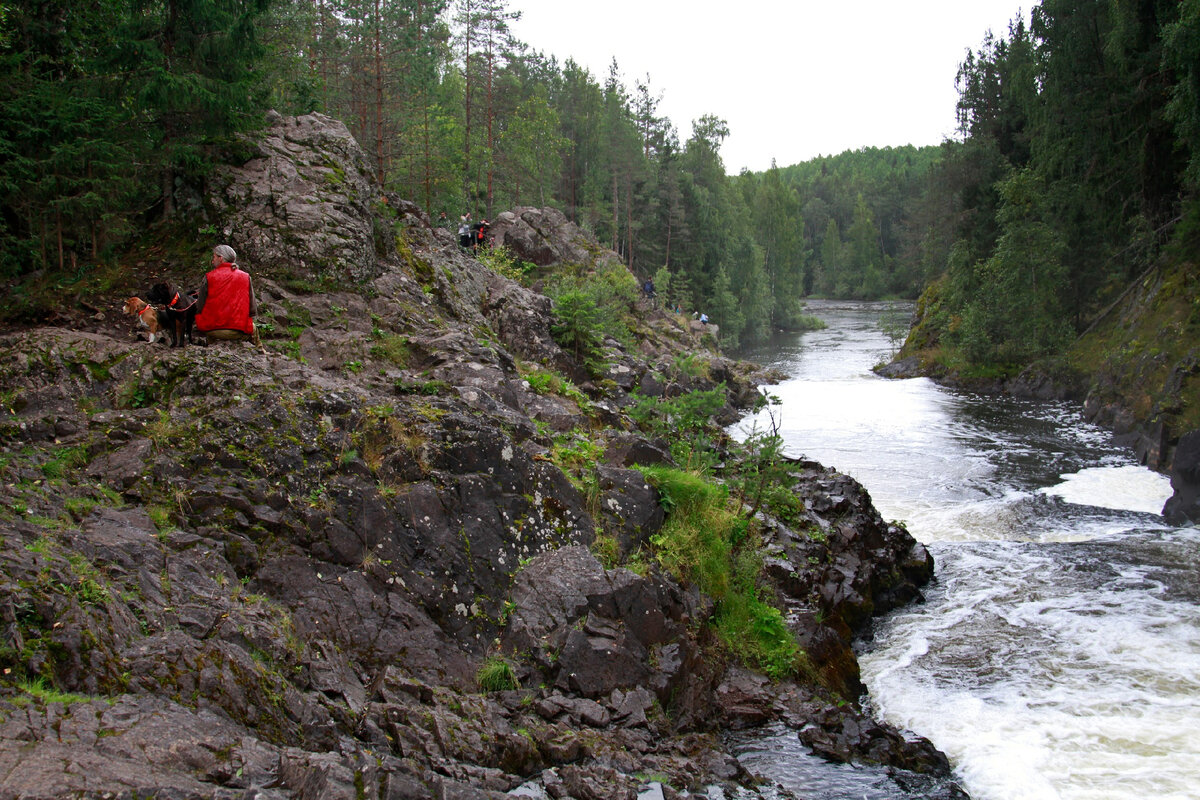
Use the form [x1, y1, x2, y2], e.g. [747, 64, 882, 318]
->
[507, 1, 1028, 173]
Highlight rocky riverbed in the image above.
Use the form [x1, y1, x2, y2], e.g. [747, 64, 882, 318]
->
[0, 112, 965, 799]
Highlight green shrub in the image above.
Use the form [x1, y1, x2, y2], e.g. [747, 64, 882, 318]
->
[545, 261, 639, 371]
[41, 445, 89, 479]
[13, 677, 96, 706]
[370, 334, 410, 366]
[477, 655, 518, 692]
[550, 291, 606, 373]
[591, 533, 621, 569]
[477, 245, 536, 283]
[638, 464, 802, 680]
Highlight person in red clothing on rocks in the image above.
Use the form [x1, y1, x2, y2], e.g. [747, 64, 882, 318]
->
[195, 244, 264, 351]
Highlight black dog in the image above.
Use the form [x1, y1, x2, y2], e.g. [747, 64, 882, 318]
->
[146, 282, 198, 348]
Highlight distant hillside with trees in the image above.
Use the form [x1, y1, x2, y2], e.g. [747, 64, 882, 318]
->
[2, 0, 1197, 360]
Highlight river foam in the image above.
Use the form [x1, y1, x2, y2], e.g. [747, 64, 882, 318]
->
[732, 300, 1200, 800]
[1038, 464, 1174, 515]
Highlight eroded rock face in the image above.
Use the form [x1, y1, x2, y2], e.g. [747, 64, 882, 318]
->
[501, 546, 706, 707]
[755, 459, 935, 698]
[488, 206, 617, 268]
[208, 111, 385, 285]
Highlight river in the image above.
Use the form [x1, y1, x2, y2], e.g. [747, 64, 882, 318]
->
[728, 299, 1200, 800]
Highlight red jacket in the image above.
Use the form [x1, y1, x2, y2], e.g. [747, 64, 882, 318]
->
[195, 262, 254, 334]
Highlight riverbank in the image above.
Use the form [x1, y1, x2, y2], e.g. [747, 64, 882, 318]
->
[879, 261, 1200, 524]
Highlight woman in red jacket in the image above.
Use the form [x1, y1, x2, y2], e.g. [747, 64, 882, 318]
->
[195, 245, 263, 349]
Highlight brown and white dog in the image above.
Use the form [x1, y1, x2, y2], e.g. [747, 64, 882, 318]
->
[122, 297, 165, 343]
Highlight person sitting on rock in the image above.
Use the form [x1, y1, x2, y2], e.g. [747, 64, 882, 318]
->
[195, 244, 264, 351]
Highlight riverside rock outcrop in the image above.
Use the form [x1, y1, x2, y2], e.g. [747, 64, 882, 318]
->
[1162, 428, 1200, 524]
[0, 113, 963, 799]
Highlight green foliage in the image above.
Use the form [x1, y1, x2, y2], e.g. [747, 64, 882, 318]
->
[0, 0, 278, 278]
[947, 169, 1073, 365]
[370, 334, 410, 366]
[550, 291, 607, 375]
[545, 260, 639, 369]
[40, 445, 89, 480]
[13, 677, 97, 707]
[629, 385, 726, 470]
[550, 432, 603, 474]
[905, 4, 1199, 375]
[637, 464, 802, 679]
[520, 365, 590, 409]
[590, 534, 621, 570]
[394, 378, 449, 396]
[476, 245, 535, 284]
[728, 396, 805, 525]
[476, 655, 518, 692]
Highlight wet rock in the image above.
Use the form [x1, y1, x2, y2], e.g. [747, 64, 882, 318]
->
[796, 704, 952, 776]
[1163, 428, 1200, 524]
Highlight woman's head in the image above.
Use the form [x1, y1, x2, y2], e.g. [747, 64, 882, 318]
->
[213, 244, 237, 265]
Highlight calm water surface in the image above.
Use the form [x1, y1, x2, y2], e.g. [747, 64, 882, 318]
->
[729, 300, 1199, 800]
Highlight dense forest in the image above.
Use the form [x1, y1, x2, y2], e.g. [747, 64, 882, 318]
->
[908, 0, 1200, 372]
[1, 0, 1198, 357]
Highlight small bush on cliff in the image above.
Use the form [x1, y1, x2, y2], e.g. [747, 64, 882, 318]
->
[728, 393, 805, 525]
[638, 464, 803, 680]
[550, 291, 607, 375]
[546, 260, 639, 370]
[629, 386, 726, 471]
[477, 245, 536, 284]
[477, 655, 518, 692]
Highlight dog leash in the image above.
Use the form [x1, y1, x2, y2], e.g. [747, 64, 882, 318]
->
[167, 292, 198, 313]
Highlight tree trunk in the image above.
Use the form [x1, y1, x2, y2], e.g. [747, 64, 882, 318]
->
[625, 172, 633, 269]
[374, 0, 385, 185]
[611, 172, 619, 252]
[485, 31, 494, 217]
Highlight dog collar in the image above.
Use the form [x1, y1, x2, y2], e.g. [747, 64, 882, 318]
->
[168, 293, 180, 308]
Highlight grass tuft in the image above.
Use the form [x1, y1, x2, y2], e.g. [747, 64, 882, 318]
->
[476, 655, 519, 692]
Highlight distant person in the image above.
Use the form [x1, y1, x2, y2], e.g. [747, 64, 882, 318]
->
[699, 312, 709, 325]
[643, 278, 656, 299]
[473, 220, 490, 251]
[458, 213, 472, 248]
[195, 244, 263, 350]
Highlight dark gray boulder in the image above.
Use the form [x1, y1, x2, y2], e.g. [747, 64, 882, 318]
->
[1163, 428, 1200, 524]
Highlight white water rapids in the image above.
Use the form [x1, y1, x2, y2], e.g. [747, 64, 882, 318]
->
[730, 300, 1199, 800]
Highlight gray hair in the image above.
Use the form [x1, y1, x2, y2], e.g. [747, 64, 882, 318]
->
[213, 244, 237, 264]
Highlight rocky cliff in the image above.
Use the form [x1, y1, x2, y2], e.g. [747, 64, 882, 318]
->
[0, 113, 962, 799]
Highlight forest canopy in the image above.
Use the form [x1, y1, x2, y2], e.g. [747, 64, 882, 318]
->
[1, 0, 1197, 355]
